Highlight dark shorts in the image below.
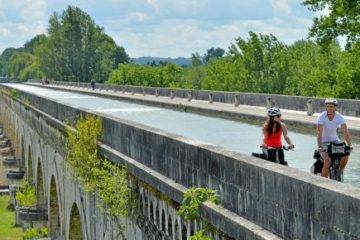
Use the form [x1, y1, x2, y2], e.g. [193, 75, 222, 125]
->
[264, 148, 286, 165]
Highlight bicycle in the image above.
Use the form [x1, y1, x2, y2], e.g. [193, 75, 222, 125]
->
[311, 142, 351, 181]
[252, 146, 291, 165]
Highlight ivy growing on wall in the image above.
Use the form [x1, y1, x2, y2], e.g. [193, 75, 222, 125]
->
[65, 114, 131, 220]
[190, 230, 212, 240]
[10, 88, 18, 100]
[178, 187, 219, 220]
[178, 187, 220, 240]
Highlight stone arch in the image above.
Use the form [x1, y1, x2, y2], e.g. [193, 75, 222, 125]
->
[155, 204, 160, 226]
[27, 145, 33, 184]
[139, 195, 144, 215]
[168, 215, 173, 237]
[21, 136, 25, 165]
[36, 158, 45, 204]
[14, 119, 20, 154]
[144, 193, 148, 218]
[49, 175, 61, 238]
[182, 222, 187, 240]
[175, 219, 180, 240]
[189, 221, 195, 236]
[161, 210, 166, 231]
[149, 199, 154, 221]
[69, 203, 83, 240]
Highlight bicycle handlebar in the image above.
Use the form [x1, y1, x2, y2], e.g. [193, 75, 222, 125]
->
[260, 146, 293, 151]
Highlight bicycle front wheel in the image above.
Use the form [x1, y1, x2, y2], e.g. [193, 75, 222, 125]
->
[330, 168, 341, 181]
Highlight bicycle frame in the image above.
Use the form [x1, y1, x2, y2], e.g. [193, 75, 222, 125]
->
[252, 146, 289, 165]
[329, 156, 342, 181]
[311, 142, 350, 181]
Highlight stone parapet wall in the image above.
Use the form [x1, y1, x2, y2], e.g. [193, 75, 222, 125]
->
[29, 79, 360, 117]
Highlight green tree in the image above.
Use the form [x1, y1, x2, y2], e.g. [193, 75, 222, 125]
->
[182, 65, 206, 89]
[303, 0, 360, 49]
[285, 40, 342, 97]
[0, 56, 3, 76]
[229, 31, 288, 93]
[284, 40, 321, 95]
[333, 42, 360, 99]
[1, 47, 24, 77]
[107, 63, 182, 88]
[24, 34, 47, 54]
[202, 57, 241, 91]
[38, 6, 129, 82]
[191, 52, 203, 67]
[203, 47, 225, 63]
[7, 52, 34, 80]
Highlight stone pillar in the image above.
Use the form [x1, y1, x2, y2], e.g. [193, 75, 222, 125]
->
[307, 99, 314, 116]
[187, 91, 193, 101]
[234, 94, 240, 107]
[209, 93, 213, 104]
[266, 97, 274, 109]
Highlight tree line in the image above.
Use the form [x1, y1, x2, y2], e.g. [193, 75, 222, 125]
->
[0, 6, 129, 82]
[107, 35, 360, 99]
[1, 1, 360, 99]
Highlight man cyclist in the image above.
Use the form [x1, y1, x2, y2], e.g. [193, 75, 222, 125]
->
[317, 98, 352, 178]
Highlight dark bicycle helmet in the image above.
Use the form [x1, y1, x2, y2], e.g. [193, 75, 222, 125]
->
[325, 98, 338, 106]
[267, 107, 281, 116]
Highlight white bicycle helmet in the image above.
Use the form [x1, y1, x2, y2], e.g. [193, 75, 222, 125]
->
[325, 98, 338, 106]
[267, 107, 281, 116]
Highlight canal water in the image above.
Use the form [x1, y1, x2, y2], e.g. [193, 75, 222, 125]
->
[4, 83, 360, 187]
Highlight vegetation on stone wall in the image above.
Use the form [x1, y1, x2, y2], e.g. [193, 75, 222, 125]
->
[178, 187, 219, 220]
[10, 88, 17, 100]
[16, 178, 36, 207]
[22, 227, 48, 240]
[190, 230, 211, 240]
[65, 114, 131, 220]
[178, 187, 220, 239]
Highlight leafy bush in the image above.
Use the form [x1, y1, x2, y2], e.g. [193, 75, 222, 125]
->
[22, 227, 48, 239]
[16, 178, 36, 207]
[178, 187, 219, 220]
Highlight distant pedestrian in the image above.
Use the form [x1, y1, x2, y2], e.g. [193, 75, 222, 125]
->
[91, 80, 95, 90]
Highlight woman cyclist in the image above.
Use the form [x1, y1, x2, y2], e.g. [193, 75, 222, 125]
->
[261, 107, 295, 165]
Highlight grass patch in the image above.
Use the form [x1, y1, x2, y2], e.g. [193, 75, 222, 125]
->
[0, 195, 22, 240]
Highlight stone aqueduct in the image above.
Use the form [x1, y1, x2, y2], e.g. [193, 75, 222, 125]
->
[1, 84, 360, 240]
[0, 88, 215, 240]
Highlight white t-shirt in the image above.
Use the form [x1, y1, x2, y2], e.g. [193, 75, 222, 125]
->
[317, 111, 346, 143]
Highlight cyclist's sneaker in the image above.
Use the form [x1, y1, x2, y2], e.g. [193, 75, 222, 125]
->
[280, 160, 288, 166]
[340, 171, 344, 182]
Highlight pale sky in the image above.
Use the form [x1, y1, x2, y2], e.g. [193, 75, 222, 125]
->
[0, 0, 317, 58]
